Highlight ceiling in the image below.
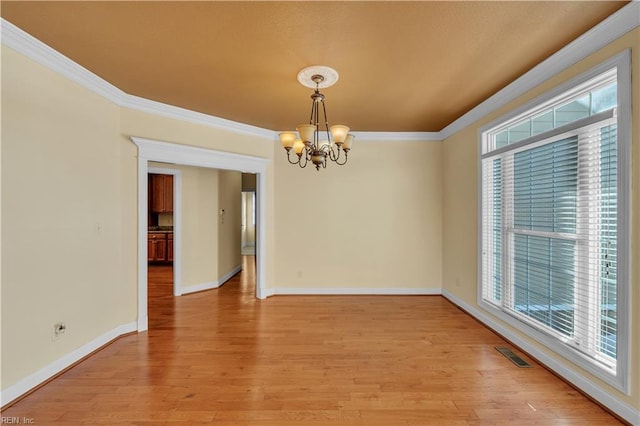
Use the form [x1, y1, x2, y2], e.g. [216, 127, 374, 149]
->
[1, 1, 629, 132]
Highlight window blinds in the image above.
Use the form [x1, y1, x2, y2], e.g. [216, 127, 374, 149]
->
[481, 110, 617, 369]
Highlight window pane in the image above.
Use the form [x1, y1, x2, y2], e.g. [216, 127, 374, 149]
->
[495, 131, 509, 149]
[591, 83, 617, 114]
[531, 111, 554, 136]
[508, 120, 531, 144]
[513, 137, 578, 233]
[555, 94, 590, 127]
[513, 235, 576, 337]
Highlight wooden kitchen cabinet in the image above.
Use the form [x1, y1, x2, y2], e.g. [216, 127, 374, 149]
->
[150, 174, 173, 213]
[148, 232, 167, 262]
[167, 233, 174, 262]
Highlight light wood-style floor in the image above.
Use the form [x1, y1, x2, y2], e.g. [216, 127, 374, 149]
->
[2, 257, 622, 425]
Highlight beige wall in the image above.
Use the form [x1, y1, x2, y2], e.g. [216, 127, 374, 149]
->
[179, 165, 219, 288]
[442, 29, 640, 410]
[217, 170, 242, 277]
[1, 47, 133, 388]
[273, 140, 442, 289]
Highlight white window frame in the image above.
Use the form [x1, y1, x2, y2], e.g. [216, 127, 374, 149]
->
[477, 51, 631, 393]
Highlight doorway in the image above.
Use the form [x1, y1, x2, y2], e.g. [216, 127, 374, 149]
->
[133, 137, 269, 332]
[241, 173, 257, 256]
[241, 192, 256, 255]
[147, 167, 181, 299]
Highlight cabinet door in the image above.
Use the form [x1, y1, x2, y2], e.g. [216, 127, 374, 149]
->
[167, 234, 174, 262]
[147, 237, 156, 262]
[150, 175, 167, 213]
[148, 233, 167, 262]
[163, 175, 174, 213]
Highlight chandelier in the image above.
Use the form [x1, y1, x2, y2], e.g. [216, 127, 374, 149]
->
[279, 66, 354, 171]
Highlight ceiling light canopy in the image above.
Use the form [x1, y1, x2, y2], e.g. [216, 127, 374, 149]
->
[279, 66, 354, 171]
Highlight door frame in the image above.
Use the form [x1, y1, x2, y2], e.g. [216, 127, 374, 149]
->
[132, 137, 269, 332]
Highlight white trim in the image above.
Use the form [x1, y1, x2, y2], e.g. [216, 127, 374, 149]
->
[132, 137, 269, 332]
[255, 172, 268, 299]
[442, 291, 639, 426]
[0, 19, 125, 104]
[0, 19, 274, 140]
[267, 287, 442, 296]
[147, 167, 182, 297]
[135, 137, 269, 172]
[615, 44, 633, 406]
[440, 1, 640, 139]
[122, 95, 276, 139]
[180, 265, 242, 295]
[0, 322, 137, 407]
[3, 2, 637, 143]
[136, 154, 149, 331]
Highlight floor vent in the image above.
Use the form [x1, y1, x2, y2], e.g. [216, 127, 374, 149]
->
[496, 346, 532, 368]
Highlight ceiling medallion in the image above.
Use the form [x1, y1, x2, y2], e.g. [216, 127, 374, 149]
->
[279, 65, 354, 171]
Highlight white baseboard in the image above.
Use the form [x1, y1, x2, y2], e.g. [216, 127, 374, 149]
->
[266, 287, 442, 297]
[180, 265, 242, 295]
[441, 290, 640, 425]
[0, 321, 137, 407]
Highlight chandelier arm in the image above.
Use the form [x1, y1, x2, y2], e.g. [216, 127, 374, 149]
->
[327, 144, 341, 162]
[298, 148, 310, 168]
[335, 150, 349, 166]
[286, 150, 301, 165]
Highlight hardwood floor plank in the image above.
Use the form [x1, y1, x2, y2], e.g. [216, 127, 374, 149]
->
[1, 256, 623, 424]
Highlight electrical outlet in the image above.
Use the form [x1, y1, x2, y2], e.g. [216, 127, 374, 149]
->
[53, 322, 66, 341]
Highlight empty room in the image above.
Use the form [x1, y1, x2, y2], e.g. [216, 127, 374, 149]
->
[1, 2, 639, 425]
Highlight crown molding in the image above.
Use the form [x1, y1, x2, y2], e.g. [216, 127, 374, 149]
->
[0, 19, 126, 104]
[0, 18, 275, 140]
[440, 1, 640, 140]
[122, 94, 276, 139]
[2, 1, 639, 142]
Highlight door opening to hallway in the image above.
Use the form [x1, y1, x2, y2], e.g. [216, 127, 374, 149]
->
[241, 191, 256, 256]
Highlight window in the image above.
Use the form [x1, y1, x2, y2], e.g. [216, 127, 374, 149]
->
[479, 53, 630, 391]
